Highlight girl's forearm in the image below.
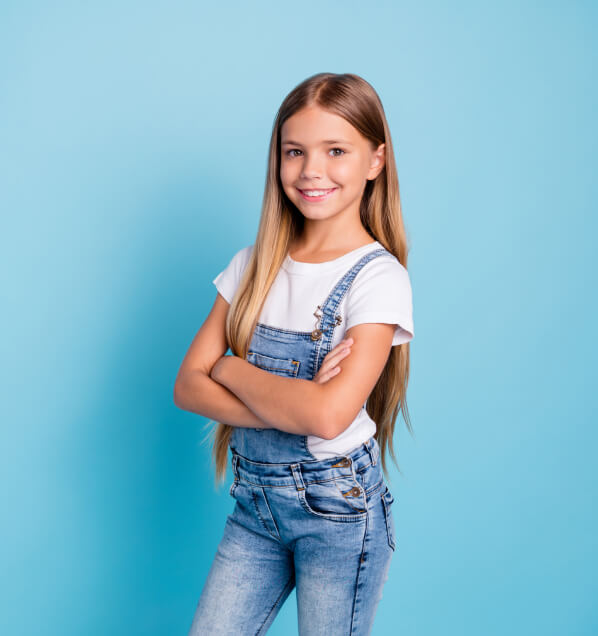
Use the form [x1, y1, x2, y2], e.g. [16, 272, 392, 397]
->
[174, 369, 270, 429]
[210, 356, 329, 438]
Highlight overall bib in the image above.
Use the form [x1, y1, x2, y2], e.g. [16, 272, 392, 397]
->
[188, 247, 398, 636]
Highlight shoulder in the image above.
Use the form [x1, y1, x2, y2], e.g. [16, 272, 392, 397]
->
[352, 251, 412, 294]
[230, 244, 254, 268]
[343, 249, 414, 344]
[219, 244, 254, 279]
[212, 244, 254, 303]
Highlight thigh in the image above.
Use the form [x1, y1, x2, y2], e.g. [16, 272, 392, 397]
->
[294, 479, 395, 636]
[187, 491, 295, 636]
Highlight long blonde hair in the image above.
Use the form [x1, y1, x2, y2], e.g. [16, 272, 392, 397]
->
[205, 72, 413, 486]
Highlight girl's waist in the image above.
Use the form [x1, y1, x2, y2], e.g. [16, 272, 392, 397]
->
[231, 435, 380, 487]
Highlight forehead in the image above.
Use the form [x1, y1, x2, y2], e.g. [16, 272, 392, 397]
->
[280, 106, 361, 145]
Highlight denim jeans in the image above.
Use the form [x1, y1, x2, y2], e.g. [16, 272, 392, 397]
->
[187, 436, 396, 635]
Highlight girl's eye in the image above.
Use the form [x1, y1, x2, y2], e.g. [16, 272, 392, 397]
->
[285, 148, 346, 157]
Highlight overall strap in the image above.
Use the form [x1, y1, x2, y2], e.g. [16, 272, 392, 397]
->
[310, 247, 390, 369]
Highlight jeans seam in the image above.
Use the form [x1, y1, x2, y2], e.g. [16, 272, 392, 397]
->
[255, 574, 295, 636]
[350, 504, 369, 634]
[297, 488, 367, 523]
[365, 480, 384, 499]
[234, 474, 377, 488]
[381, 489, 396, 551]
[251, 490, 281, 542]
[260, 488, 282, 541]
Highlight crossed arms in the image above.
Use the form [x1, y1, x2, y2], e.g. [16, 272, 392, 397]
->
[174, 292, 395, 440]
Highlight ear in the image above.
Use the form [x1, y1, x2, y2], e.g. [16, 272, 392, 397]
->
[367, 143, 386, 181]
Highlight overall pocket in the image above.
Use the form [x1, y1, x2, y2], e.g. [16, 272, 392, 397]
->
[247, 351, 301, 430]
[380, 486, 396, 551]
[247, 351, 300, 377]
[297, 476, 367, 523]
[229, 478, 239, 499]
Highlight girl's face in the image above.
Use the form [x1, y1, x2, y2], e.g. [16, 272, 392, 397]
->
[280, 105, 385, 224]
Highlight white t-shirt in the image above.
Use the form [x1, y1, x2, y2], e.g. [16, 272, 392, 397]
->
[212, 240, 414, 459]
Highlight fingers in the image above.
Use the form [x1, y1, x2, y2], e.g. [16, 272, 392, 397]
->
[316, 337, 353, 381]
[324, 337, 353, 359]
[317, 366, 341, 383]
[324, 337, 353, 365]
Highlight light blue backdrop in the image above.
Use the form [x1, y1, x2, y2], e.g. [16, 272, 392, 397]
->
[1, 1, 596, 634]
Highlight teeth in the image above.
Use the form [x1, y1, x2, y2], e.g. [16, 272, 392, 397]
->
[303, 189, 332, 196]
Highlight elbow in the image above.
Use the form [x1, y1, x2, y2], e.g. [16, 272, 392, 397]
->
[317, 405, 359, 440]
[173, 379, 185, 409]
[175, 368, 215, 414]
[310, 385, 345, 440]
[173, 369, 205, 411]
[321, 426, 337, 441]
[306, 386, 332, 439]
[316, 408, 342, 441]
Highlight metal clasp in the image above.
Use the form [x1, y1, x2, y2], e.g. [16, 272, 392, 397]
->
[311, 305, 342, 340]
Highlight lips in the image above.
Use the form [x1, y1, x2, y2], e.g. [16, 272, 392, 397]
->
[296, 187, 338, 202]
[298, 187, 336, 193]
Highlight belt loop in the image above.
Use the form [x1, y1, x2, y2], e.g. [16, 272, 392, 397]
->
[290, 463, 306, 491]
[364, 438, 377, 466]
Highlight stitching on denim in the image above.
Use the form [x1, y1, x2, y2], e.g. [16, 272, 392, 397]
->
[314, 249, 389, 371]
[260, 488, 282, 540]
[232, 448, 372, 467]
[247, 352, 300, 377]
[256, 322, 314, 336]
[238, 474, 380, 490]
[251, 364, 299, 376]
[301, 432, 319, 460]
[255, 574, 295, 636]
[251, 490, 280, 542]
[318, 249, 390, 327]
[350, 502, 370, 634]
[365, 479, 384, 499]
[335, 479, 367, 512]
[356, 460, 373, 473]
[297, 489, 367, 523]
[380, 488, 396, 550]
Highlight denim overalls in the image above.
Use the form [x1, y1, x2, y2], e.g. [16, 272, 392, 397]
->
[188, 247, 398, 636]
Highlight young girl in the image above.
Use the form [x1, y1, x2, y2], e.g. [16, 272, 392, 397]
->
[175, 72, 414, 635]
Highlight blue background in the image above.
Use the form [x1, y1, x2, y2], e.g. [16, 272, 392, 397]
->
[1, 1, 596, 634]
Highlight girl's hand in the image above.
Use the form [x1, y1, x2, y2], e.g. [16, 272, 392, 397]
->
[312, 337, 353, 384]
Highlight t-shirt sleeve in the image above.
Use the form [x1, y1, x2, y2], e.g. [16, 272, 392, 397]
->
[212, 244, 254, 304]
[344, 255, 414, 346]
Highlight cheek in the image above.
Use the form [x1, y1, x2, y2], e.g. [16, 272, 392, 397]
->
[329, 160, 362, 186]
[280, 161, 297, 186]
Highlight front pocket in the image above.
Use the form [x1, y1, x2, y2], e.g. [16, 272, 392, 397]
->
[247, 350, 301, 377]
[298, 477, 367, 523]
[380, 486, 396, 551]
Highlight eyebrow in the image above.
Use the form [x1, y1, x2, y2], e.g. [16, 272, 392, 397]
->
[281, 139, 354, 146]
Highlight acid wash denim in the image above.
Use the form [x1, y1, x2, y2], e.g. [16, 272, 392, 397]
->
[187, 248, 397, 635]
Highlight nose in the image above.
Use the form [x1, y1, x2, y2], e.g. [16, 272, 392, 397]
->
[300, 153, 324, 180]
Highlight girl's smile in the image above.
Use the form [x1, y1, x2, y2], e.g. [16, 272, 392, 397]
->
[280, 105, 385, 223]
[297, 187, 338, 202]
